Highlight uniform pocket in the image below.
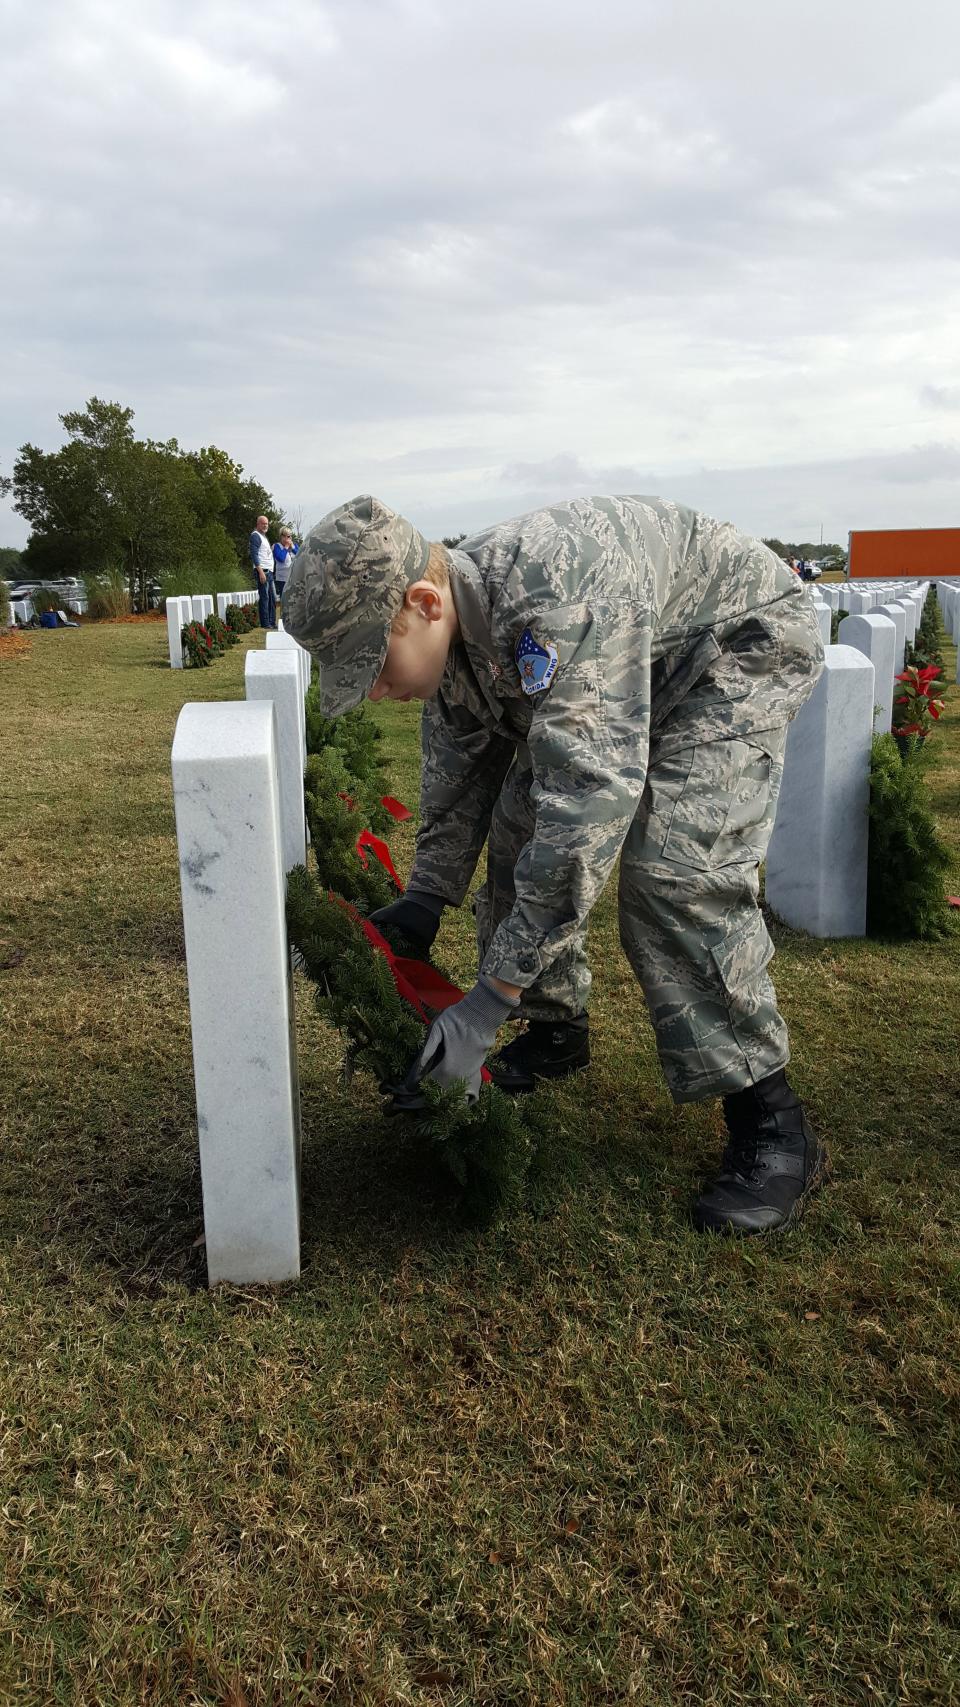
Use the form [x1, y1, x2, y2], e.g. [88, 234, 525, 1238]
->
[710, 905, 775, 993]
[659, 739, 781, 870]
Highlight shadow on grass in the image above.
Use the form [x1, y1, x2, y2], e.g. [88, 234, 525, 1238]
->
[5, 1060, 523, 1297]
[17, 906, 951, 1305]
[8, 1037, 675, 1301]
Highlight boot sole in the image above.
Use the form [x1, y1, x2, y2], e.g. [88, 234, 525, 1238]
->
[694, 1146, 831, 1237]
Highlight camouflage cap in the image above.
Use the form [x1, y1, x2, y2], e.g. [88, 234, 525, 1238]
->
[281, 495, 431, 715]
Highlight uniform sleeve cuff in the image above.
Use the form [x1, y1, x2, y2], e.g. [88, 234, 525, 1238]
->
[406, 867, 470, 909]
[480, 940, 544, 989]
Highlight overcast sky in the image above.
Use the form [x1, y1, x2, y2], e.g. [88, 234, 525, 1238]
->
[3, 0, 959, 549]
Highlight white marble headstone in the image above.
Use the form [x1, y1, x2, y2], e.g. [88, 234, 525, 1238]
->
[266, 628, 312, 708]
[811, 602, 831, 646]
[245, 652, 307, 872]
[167, 597, 187, 668]
[766, 646, 875, 938]
[874, 603, 907, 674]
[171, 700, 301, 1286]
[838, 612, 897, 733]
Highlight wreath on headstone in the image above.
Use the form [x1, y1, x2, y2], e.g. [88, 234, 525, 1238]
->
[182, 603, 259, 665]
[224, 602, 260, 637]
[286, 690, 542, 1223]
[180, 619, 219, 668]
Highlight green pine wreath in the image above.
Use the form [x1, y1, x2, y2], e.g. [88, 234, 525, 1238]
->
[286, 688, 538, 1223]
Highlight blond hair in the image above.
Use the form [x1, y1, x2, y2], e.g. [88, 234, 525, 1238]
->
[425, 541, 451, 589]
[390, 541, 451, 635]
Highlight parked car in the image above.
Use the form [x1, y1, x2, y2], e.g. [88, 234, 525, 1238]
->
[10, 578, 82, 598]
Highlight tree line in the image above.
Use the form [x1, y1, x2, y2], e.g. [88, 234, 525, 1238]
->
[763, 537, 847, 569]
[1, 398, 280, 608]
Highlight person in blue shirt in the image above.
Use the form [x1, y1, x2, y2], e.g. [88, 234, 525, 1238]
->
[272, 528, 299, 605]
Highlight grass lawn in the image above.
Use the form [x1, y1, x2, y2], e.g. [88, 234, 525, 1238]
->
[1, 615, 959, 1707]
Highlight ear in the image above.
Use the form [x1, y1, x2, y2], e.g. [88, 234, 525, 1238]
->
[404, 580, 444, 622]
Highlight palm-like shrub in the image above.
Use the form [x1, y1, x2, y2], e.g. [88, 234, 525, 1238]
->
[84, 568, 131, 620]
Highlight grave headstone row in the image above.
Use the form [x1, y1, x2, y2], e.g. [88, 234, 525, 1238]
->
[216, 589, 259, 622]
[167, 589, 259, 668]
[808, 581, 929, 672]
[768, 574, 956, 939]
[171, 620, 314, 1284]
[9, 592, 89, 624]
[936, 583, 960, 681]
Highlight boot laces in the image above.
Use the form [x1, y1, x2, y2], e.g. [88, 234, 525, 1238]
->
[719, 1129, 765, 1184]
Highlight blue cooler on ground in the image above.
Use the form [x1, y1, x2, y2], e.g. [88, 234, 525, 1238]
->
[39, 611, 58, 629]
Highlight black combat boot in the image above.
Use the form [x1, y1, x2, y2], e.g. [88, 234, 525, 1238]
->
[693, 1069, 828, 1235]
[487, 1014, 590, 1094]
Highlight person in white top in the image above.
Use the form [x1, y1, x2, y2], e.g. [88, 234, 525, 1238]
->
[248, 515, 277, 629]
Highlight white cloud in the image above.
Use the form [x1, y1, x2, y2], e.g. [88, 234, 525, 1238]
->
[140, 30, 285, 116]
[920, 384, 960, 412]
[560, 98, 732, 184]
[2, 0, 960, 547]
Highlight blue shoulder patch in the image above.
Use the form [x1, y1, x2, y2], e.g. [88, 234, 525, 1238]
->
[515, 627, 559, 695]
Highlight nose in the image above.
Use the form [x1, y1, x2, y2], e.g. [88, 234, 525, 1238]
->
[368, 676, 388, 702]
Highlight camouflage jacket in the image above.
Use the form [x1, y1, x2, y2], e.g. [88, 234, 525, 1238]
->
[407, 495, 823, 991]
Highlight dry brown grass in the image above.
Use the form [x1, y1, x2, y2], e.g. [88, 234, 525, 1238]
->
[0, 631, 32, 663]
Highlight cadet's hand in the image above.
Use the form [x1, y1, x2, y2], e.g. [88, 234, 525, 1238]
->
[385, 976, 519, 1109]
[369, 890, 445, 954]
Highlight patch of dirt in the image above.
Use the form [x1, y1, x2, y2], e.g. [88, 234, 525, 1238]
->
[69, 610, 165, 626]
[103, 612, 166, 625]
[0, 631, 32, 662]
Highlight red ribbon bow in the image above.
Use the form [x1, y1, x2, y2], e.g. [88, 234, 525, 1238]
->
[330, 790, 491, 1080]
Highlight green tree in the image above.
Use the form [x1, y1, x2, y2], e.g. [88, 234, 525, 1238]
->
[0, 546, 22, 579]
[763, 537, 847, 570]
[183, 445, 279, 561]
[12, 400, 280, 610]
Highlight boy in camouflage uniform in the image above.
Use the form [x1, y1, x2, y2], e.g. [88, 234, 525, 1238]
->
[284, 493, 827, 1235]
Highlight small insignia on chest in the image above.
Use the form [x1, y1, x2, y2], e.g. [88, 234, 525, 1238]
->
[515, 627, 559, 695]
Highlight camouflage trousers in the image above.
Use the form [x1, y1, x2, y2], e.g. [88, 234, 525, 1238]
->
[475, 728, 790, 1103]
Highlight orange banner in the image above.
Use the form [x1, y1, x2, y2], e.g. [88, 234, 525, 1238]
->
[849, 528, 960, 578]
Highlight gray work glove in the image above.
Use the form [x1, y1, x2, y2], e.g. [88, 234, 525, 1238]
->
[385, 975, 519, 1110]
[368, 890, 445, 954]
